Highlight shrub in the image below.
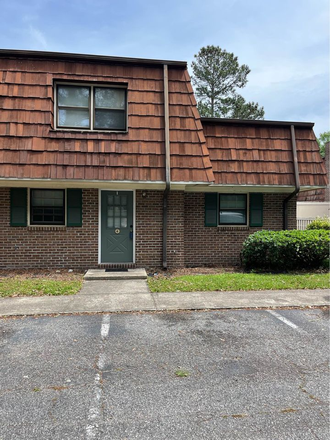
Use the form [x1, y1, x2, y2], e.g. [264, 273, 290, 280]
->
[242, 230, 330, 270]
[306, 217, 330, 230]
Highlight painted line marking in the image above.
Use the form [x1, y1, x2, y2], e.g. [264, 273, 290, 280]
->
[86, 315, 110, 439]
[267, 310, 300, 331]
[101, 314, 110, 339]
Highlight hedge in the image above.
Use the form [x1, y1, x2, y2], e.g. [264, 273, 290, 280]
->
[242, 230, 329, 270]
[306, 217, 330, 230]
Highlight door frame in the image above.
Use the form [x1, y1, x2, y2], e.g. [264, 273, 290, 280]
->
[98, 189, 136, 264]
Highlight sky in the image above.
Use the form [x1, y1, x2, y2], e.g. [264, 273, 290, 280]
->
[0, 0, 329, 136]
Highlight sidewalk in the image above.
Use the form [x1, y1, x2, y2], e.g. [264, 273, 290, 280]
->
[0, 281, 328, 317]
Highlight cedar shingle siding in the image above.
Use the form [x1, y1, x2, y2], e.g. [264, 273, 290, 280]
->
[202, 121, 327, 187]
[0, 56, 213, 183]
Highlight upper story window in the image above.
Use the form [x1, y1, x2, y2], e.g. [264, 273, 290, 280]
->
[56, 84, 127, 131]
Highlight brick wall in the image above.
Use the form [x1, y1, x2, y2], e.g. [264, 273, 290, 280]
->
[0, 188, 296, 270]
[0, 188, 99, 269]
[184, 193, 296, 267]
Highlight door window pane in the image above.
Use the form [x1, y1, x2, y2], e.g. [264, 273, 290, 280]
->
[106, 192, 129, 230]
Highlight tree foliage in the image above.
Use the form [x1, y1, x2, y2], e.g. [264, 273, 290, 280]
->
[191, 45, 264, 119]
[317, 131, 330, 158]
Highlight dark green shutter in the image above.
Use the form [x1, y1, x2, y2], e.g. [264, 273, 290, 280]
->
[10, 188, 27, 226]
[67, 189, 82, 227]
[205, 193, 218, 226]
[249, 193, 263, 227]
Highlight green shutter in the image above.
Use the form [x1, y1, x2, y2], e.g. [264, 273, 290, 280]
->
[10, 188, 27, 226]
[249, 193, 263, 227]
[205, 193, 218, 226]
[67, 189, 82, 227]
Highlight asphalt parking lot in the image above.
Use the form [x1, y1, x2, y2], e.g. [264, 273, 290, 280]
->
[0, 308, 329, 439]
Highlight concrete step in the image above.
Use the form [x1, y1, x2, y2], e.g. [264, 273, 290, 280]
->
[84, 268, 147, 281]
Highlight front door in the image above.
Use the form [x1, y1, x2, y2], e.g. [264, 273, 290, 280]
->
[101, 191, 134, 263]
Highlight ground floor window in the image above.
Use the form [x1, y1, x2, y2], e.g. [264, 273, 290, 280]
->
[219, 194, 247, 225]
[30, 189, 65, 225]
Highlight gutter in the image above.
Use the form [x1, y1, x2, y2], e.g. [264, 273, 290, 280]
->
[162, 64, 171, 269]
[283, 124, 300, 229]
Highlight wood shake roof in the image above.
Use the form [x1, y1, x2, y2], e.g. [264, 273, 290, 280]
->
[0, 52, 213, 184]
[0, 50, 326, 189]
[202, 119, 327, 187]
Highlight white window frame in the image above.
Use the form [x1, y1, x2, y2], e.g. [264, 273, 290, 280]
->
[218, 193, 250, 227]
[54, 82, 128, 133]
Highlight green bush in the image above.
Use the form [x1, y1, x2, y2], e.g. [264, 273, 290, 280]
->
[242, 230, 330, 270]
[306, 217, 330, 230]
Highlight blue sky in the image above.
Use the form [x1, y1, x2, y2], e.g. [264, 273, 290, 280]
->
[1, 0, 328, 136]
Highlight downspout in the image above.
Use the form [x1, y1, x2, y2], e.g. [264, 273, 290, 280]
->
[283, 124, 300, 229]
[163, 64, 171, 268]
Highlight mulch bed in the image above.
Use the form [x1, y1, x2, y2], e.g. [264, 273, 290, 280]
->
[148, 266, 243, 278]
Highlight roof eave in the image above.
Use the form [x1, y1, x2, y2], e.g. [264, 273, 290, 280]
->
[201, 117, 315, 128]
[0, 48, 187, 67]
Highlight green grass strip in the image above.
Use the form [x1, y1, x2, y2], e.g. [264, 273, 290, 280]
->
[148, 272, 330, 293]
[0, 278, 82, 298]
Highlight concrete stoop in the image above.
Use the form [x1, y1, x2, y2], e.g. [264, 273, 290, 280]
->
[84, 268, 147, 281]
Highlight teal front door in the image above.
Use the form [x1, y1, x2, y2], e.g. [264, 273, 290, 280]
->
[101, 191, 134, 263]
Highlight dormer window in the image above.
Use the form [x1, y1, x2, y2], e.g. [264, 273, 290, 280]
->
[56, 83, 127, 131]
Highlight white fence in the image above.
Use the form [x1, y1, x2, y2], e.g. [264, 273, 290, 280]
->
[296, 218, 314, 230]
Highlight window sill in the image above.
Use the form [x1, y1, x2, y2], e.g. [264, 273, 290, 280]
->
[27, 225, 67, 231]
[49, 128, 128, 135]
[218, 225, 250, 231]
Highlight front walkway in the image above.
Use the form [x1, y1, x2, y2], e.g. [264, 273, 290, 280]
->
[0, 279, 328, 316]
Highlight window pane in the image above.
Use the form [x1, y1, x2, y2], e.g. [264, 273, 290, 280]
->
[94, 88, 125, 109]
[219, 210, 246, 224]
[31, 190, 64, 207]
[107, 218, 114, 228]
[121, 218, 127, 228]
[220, 195, 246, 209]
[58, 109, 90, 128]
[114, 217, 120, 228]
[94, 110, 126, 130]
[58, 86, 90, 107]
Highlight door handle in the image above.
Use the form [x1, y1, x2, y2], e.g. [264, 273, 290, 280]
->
[129, 225, 133, 240]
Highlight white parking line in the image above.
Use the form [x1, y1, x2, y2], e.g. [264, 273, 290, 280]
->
[267, 310, 300, 330]
[101, 315, 110, 339]
[86, 315, 110, 439]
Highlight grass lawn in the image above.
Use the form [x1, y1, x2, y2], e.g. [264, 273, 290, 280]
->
[148, 272, 330, 293]
[0, 274, 83, 298]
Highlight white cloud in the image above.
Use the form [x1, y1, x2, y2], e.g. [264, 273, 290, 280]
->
[28, 25, 47, 49]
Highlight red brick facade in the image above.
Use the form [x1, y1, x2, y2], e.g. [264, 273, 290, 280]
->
[0, 188, 296, 269]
